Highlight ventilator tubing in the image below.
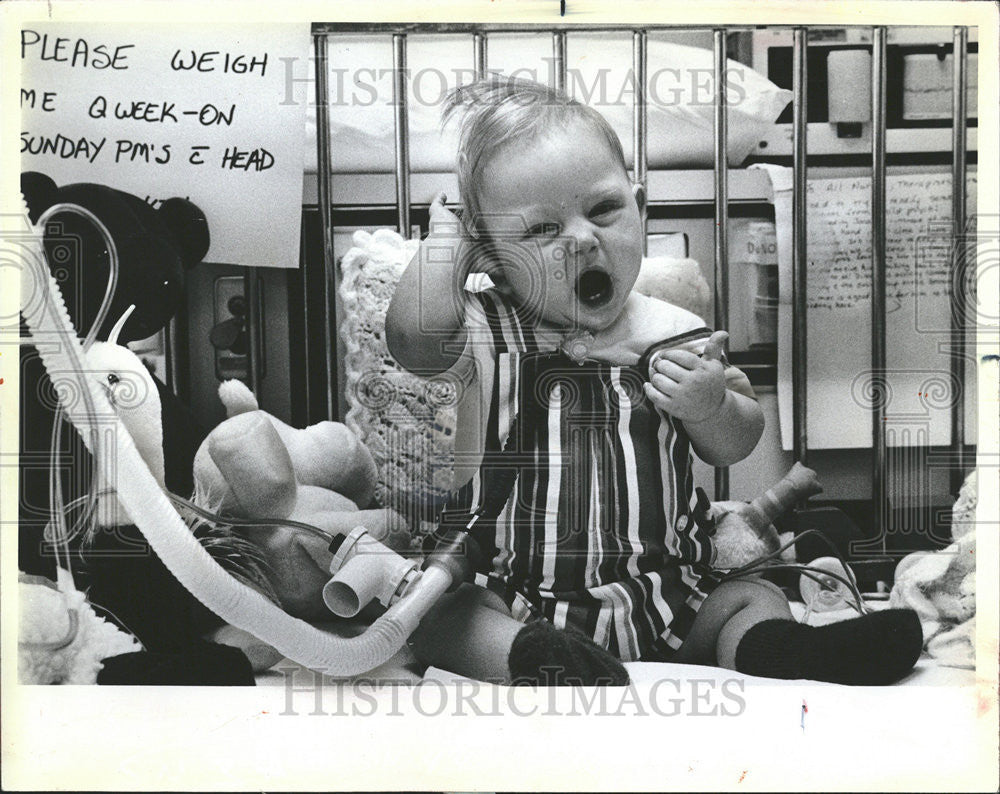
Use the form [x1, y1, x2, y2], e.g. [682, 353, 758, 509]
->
[323, 527, 420, 618]
[19, 197, 452, 676]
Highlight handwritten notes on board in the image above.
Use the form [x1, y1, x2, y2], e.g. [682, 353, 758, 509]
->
[804, 175, 966, 313]
[20, 24, 311, 269]
[770, 170, 978, 450]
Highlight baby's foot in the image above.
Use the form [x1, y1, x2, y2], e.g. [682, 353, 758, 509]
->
[734, 608, 924, 685]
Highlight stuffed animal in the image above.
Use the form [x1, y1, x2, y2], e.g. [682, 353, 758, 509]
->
[633, 255, 712, 324]
[19, 568, 259, 685]
[19, 171, 211, 580]
[698, 461, 822, 570]
[20, 171, 209, 343]
[192, 379, 411, 622]
[194, 379, 380, 513]
[83, 307, 166, 531]
[18, 572, 141, 684]
[52, 311, 276, 675]
[49, 319, 408, 676]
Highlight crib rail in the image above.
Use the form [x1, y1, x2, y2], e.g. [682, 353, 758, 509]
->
[871, 27, 889, 532]
[950, 25, 969, 495]
[633, 30, 648, 250]
[713, 29, 731, 499]
[314, 23, 765, 34]
[313, 32, 337, 421]
[791, 27, 809, 467]
[311, 24, 975, 539]
[392, 34, 412, 235]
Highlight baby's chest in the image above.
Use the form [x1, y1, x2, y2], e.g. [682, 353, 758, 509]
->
[497, 351, 664, 436]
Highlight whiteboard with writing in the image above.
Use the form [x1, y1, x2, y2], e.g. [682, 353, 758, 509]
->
[775, 171, 978, 449]
[20, 23, 311, 269]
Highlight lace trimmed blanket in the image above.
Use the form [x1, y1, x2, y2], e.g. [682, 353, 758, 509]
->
[338, 229, 458, 546]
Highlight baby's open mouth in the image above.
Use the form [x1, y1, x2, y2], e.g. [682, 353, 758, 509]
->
[575, 269, 614, 308]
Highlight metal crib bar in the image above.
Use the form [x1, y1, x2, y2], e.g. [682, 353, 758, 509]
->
[315, 23, 775, 35]
[552, 31, 567, 92]
[392, 33, 412, 236]
[713, 28, 729, 500]
[870, 27, 888, 532]
[297, 219, 314, 423]
[633, 30, 648, 252]
[792, 27, 809, 465]
[313, 32, 337, 421]
[245, 268, 263, 396]
[950, 26, 969, 493]
[473, 31, 488, 80]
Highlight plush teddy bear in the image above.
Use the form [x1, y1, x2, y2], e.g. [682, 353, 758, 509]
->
[20, 171, 209, 343]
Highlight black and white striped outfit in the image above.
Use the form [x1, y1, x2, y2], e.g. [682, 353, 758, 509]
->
[448, 288, 752, 662]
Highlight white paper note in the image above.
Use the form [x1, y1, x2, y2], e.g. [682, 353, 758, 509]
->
[20, 23, 311, 269]
[765, 169, 978, 450]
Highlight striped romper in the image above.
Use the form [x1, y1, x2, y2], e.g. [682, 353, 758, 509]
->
[445, 288, 749, 663]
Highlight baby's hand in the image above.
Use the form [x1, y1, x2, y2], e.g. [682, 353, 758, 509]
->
[643, 331, 728, 423]
[428, 190, 463, 235]
[426, 191, 497, 281]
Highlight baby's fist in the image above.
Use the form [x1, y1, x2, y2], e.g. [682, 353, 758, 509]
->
[643, 331, 728, 423]
[428, 191, 462, 233]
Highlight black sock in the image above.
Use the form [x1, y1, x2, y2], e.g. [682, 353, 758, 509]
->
[734, 609, 923, 685]
[507, 619, 630, 686]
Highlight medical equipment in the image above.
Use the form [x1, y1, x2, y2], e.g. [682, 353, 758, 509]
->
[20, 195, 468, 675]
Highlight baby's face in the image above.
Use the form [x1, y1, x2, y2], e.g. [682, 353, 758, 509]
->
[475, 120, 644, 333]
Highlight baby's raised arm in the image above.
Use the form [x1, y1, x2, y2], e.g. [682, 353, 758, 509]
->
[386, 192, 477, 374]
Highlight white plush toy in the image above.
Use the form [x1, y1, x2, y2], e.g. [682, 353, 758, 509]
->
[633, 256, 713, 324]
[18, 572, 141, 684]
[700, 462, 820, 570]
[191, 378, 411, 622]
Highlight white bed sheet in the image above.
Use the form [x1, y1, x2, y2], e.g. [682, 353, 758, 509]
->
[255, 607, 976, 689]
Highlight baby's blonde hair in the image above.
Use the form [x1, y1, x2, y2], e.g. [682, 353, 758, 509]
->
[443, 76, 629, 235]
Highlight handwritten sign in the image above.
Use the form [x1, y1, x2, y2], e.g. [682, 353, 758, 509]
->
[776, 171, 978, 449]
[804, 175, 968, 312]
[20, 23, 311, 269]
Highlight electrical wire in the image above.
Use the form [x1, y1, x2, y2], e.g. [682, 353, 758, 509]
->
[719, 528, 869, 616]
[725, 561, 867, 615]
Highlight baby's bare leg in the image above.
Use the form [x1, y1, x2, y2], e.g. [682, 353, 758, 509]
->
[408, 582, 523, 683]
[408, 583, 631, 685]
[673, 578, 791, 668]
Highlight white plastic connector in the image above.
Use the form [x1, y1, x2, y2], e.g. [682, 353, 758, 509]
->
[322, 526, 420, 618]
